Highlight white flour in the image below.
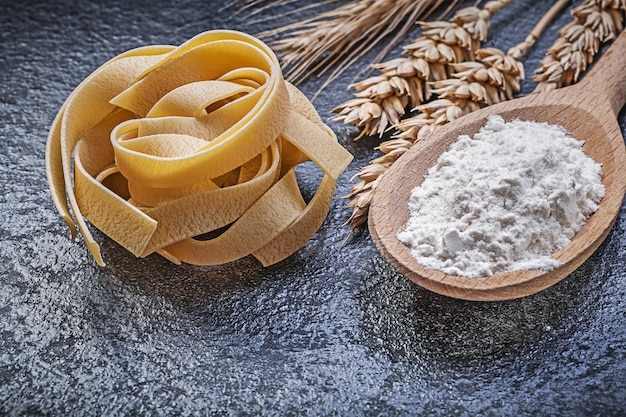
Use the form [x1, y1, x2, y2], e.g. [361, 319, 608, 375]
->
[398, 115, 605, 277]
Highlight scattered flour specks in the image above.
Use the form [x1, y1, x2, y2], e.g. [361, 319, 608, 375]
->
[398, 115, 605, 277]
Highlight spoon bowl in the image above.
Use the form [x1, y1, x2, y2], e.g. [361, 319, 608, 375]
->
[369, 31, 626, 301]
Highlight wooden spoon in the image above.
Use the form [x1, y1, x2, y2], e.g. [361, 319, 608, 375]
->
[369, 30, 626, 301]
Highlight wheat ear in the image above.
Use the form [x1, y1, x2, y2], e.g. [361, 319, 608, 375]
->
[332, 0, 512, 140]
[344, 0, 571, 229]
[533, 0, 626, 92]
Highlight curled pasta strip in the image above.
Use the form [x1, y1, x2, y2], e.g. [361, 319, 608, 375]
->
[46, 30, 353, 267]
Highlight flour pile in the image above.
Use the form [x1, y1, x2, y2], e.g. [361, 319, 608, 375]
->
[398, 115, 605, 277]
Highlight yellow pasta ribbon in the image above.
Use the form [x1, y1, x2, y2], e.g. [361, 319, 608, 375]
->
[45, 30, 353, 267]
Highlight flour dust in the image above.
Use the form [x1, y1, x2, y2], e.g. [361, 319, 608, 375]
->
[398, 115, 605, 277]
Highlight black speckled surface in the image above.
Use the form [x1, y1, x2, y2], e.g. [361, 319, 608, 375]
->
[1, 0, 625, 415]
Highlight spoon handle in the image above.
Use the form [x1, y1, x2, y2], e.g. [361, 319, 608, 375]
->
[578, 30, 626, 116]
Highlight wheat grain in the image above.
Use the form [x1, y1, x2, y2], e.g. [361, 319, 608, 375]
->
[332, 0, 512, 140]
[533, 0, 626, 92]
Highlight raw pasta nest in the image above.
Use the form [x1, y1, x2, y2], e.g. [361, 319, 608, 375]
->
[45, 30, 353, 267]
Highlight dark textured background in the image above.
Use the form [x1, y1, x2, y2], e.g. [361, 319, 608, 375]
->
[1, 0, 625, 415]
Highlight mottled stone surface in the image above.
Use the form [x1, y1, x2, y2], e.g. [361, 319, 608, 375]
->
[1, 0, 625, 415]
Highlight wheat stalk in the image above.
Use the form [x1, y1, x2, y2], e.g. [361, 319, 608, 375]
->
[344, 0, 572, 229]
[251, 0, 460, 89]
[533, 0, 626, 91]
[332, 0, 512, 140]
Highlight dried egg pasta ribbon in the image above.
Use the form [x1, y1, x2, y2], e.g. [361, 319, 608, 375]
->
[46, 30, 353, 267]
